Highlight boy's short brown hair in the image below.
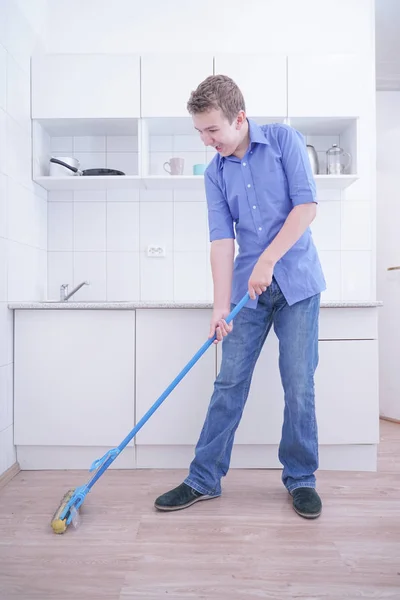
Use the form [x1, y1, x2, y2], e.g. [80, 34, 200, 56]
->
[187, 74, 246, 123]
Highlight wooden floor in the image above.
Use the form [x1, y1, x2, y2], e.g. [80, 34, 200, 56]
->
[1, 421, 400, 599]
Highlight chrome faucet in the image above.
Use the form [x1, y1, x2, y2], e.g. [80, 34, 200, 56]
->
[60, 281, 90, 301]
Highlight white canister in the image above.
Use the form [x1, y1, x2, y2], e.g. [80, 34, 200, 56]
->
[49, 157, 80, 177]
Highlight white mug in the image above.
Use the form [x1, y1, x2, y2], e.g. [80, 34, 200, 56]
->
[163, 157, 184, 176]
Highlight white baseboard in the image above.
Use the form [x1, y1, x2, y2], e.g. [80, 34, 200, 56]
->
[380, 415, 400, 425]
[16, 446, 135, 470]
[136, 444, 378, 471]
[16, 444, 377, 472]
[0, 462, 20, 488]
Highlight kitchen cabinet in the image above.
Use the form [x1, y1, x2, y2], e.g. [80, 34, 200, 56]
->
[315, 340, 379, 444]
[214, 54, 287, 118]
[230, 331, 284, 445]
[217, 320, 379, 446]
[11, 304, 380, 471]
[288, 54, 366, 117]
[31, 54, 141, 119]
[29, 51, 364, 193]
[14, 310, 135, 447]
[140, 53, 214, 117]
[134, 308, 215, 444]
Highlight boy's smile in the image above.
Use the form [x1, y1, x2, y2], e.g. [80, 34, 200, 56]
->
[192, 108, 249, 159]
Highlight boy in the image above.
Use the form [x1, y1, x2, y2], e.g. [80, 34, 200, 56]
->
[155, 75, 326, 519]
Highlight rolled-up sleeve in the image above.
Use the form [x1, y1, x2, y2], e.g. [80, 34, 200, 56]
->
[278, 125, 317, 207]
[204, 168, 235, 242]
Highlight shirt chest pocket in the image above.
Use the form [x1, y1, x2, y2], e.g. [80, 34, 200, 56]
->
[264, 157, 286, 179]
[252, 160, 288, 200]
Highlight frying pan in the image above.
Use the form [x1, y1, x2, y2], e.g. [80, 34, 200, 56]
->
[50, 158, 125, 177]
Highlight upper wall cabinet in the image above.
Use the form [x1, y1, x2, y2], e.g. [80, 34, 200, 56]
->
[31, 54, 141, 119]
[214, 54, 287, 118]
[140, 53, 214, 118]
[288, 54, 367, 117]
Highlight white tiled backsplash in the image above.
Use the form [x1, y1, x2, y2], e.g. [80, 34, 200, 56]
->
[47, 189, 213, 303]
[50, 135, 139, 175]
[148, 133, 216, 176]
[47, 131, 373, 304]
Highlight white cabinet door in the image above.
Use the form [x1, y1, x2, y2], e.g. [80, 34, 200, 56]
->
[31, 54, 141, 119]
[214, 54, 287, 118]
[217, 335, 379, 446]
[140, 53, 214, 117]
[14, 310, 135, 446]
[316, 340, 379, 444]
[135, 309, 215, 444]
[217, 330, 284, 445]
[288, 54, 366, 117]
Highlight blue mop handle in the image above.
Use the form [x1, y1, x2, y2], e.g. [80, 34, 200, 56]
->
[85, 291, 250, 491]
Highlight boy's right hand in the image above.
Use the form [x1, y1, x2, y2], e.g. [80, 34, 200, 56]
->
[209, 309, 233, 344]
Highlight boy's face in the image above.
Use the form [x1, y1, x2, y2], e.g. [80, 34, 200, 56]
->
[192, 108, 246, 158]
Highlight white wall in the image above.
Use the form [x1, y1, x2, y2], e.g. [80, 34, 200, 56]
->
[45, 0, 374, 56]
[46, 128, 373, 305]
[0, 0, 48, 476]
[376, 91, 400, 420]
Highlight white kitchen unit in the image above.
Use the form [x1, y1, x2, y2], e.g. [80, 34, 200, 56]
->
[221, 308, 379, 471]
[287, 54, 367, 118]
[30, 52, 361, 192]
[140, 53, 214, 118]
[214, 54, 287, 119]
[14, 309, 136, 469]
[136, 305, 379, 471]
[32, 116, 141, 181]
[10, 303, 380, 472]
[134, 308, 215, 466]
[31, 54, 141, 119]
[31, 54, 142, 183]
[287, 116, 359, 180]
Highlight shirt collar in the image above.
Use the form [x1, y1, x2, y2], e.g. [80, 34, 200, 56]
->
[248, 118, 269, 146]
[217, 119, 268, 170]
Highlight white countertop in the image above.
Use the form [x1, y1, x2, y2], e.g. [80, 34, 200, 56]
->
[8, 300, 383, 309]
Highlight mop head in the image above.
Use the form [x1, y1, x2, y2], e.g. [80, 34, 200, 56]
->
[50, 488, 77, 534]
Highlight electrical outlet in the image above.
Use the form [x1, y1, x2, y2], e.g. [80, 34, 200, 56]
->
[147, 245, 166, 258]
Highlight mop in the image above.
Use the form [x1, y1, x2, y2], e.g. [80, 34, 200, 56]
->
[50, 292, 250, 533]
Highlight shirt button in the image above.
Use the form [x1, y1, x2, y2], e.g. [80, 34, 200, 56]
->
[243, 162, 246, 166]
[258, 227, 262, 231]
[253, 205, 256, 209]
[247, 184, 251, 188]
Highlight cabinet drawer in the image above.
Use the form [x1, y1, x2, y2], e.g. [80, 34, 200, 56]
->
[319, 307, 378, 340]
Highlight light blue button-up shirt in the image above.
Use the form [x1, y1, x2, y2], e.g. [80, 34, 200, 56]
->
[204, 119, 326, 308]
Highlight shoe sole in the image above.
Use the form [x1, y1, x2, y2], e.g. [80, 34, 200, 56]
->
[154, 494, 219, 512]
[293, 505, 321, 519]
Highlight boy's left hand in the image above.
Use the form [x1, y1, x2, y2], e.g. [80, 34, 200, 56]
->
[248, 257, 274, 300]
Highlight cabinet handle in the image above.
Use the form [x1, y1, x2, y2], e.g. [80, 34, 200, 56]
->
[387, 266, 400, 271]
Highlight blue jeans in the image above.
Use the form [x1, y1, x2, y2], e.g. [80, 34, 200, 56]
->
[184, 277, 320, 496]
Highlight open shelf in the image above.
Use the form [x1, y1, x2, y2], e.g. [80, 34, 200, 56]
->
[142, 175, 204, 190]
[32, 116, 359, 192]
[34, 175, 142, 191]
[34, 175, 205, 191]
[314, 174, 358, 190]
[34, 173, 358, 192]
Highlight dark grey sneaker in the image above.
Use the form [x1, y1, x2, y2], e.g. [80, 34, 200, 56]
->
[154, 482, 218, 512]
[291, 487, 322, 519]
